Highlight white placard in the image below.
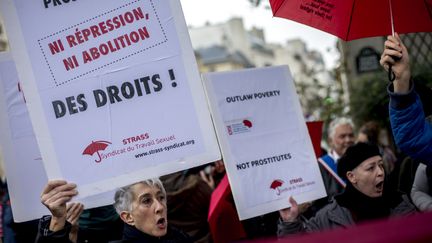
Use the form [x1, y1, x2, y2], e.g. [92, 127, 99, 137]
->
[0, 52, 117, 222]
[0, 0, 220, 198]
[203, 66, 326, 220]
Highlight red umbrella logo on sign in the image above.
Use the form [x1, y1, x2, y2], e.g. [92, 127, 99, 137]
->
[243, 119, 252, 128]
[270, 179, 284, 195]
[82, 140, 111, 163]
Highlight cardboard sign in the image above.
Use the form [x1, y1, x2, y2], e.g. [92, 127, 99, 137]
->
[203, 66, 326, 220]
[0, 0, 220, 198]
[0, 52, 118, 222]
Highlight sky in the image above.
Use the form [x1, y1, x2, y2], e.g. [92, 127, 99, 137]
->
[179, 0, 339, 69]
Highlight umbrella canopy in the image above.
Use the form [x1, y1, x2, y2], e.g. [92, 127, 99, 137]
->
[306, 121, 323, 157]
[270, 0, 432, 41]
[208, 175, 247, 243]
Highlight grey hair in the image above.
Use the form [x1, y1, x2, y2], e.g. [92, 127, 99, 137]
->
[328, 117, 354, 140]
[113, 178, 166, 215]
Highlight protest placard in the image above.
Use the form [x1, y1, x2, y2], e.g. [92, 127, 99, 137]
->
[0, 0, 220, 198]
[0, 52, 118, 222]
[203, 66, 326, 220]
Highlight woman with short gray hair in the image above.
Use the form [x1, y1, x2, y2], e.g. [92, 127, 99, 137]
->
[36, 178, 191, 243]
[110, 178, 190, 242]
[113, 178, 166, 215]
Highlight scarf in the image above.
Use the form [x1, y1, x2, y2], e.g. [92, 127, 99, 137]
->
[335, 183, 391, 223]
[120, 223, 191, 243]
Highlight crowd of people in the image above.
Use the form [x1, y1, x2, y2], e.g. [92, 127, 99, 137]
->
[1, 33, 431, 243]
[277, 33, 432, 238]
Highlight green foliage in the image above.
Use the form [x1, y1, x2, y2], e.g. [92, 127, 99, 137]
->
[413, 61, 432, 86]
[348, 72, 389, 129]
[349, 64, 432, 131]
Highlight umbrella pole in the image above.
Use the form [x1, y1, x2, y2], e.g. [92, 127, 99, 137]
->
[389, 0, 395, 37]
[388, 0, 396, 82]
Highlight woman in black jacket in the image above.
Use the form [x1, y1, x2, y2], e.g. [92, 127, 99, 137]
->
[35, 178, 191, 243]
[277, 143, 416, 237]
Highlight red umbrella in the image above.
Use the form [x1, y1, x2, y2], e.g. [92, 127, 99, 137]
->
[82, 140, 111, 163]
[306, 121, 323, 157]
[208, 175, 247, 243]
[270, 0, 432, 81]
[269, 0, 432, 41]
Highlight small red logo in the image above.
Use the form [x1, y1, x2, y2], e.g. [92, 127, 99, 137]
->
[243, 119, 252, 128]
[82, 140, 111, 163]
[270, 179, 285, 195]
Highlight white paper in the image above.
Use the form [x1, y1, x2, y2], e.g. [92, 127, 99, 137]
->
[0, 0, 220, 198]
[0, 52, 117, 222]
[203, 66, 326, 220]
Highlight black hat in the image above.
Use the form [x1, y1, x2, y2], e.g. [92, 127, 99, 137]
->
[337, 143, 381, 180]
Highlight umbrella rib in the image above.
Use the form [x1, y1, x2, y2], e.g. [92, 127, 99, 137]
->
[345, 0, 357, 41]
[272, 0, 286, 17]
[424, 0, 432, 20]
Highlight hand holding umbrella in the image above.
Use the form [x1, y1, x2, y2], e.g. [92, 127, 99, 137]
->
[269, 0, 432, 82]
[380, 33, 411, 91]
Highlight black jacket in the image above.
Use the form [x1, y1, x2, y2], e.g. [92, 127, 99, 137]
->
[110, 223, 192, 243]
[35, 216, 191, 243]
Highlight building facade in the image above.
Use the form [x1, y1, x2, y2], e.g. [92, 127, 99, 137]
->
[189, 17, 339, 118]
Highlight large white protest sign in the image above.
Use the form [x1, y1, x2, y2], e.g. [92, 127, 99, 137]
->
[0, 52, 118, 222]
[0, 0, 220, 198]
[203, 66, 326, 220]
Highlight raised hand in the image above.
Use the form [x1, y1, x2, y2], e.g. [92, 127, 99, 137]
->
[66, 202, 84, 243]
[40, 180, 78, 231]
[200, 170, 215, 189]
[279, 196, 299, 222]
[380, 33, 411, 92]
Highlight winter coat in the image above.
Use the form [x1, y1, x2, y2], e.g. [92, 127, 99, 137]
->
[388, 83, 432, 166]
[411, 163, 432, 211]
[305, 154, 346, 216]
[109, 223, 191, 243]
[277, 195, 416, 237]
[318, 154, 345, 198]
[35, 215, 191, 243]
[35, 215, 73, 243]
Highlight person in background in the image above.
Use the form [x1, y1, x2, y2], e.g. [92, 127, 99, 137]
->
[380, 33, 432, 166]
[357, 121, 397, 174]
[0, 179, 16, 243]
[312, 118, 355, 213]
[35, 179, 192, 243]
[411, 163, 432, 211]
[75, 205, 123, 243]
[0, 159, 16, 243]
[277, 143, 416, 237]
[161, 166, 213, 243]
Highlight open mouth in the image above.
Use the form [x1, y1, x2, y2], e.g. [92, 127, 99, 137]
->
[156, 218, 166, 229]
[375, 181, 384, 191]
